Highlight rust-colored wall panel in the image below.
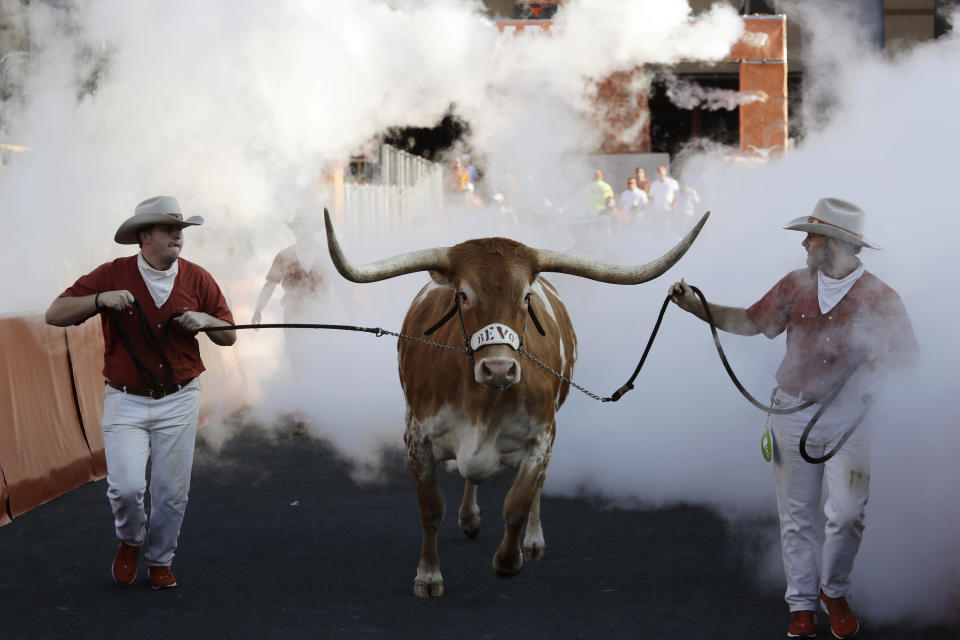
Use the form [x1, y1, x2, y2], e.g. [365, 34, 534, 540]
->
[494, 19, 554, 35]
[66, 321, 107, 477]
[739, 61, 788, 156]
[593, 67, 651, 154]
[727, 16, 787, 61]
[0, 316, 100, 519]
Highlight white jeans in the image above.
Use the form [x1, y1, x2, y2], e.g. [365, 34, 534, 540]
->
[101, 378, 200, 567]
[770, 388, 871, 612]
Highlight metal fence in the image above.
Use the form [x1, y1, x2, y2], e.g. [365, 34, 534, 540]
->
[0, 51, 28, 131]
[342, 144, 443, 257]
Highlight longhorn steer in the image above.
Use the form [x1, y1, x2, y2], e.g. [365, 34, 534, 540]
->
[324, 210, 709, 596]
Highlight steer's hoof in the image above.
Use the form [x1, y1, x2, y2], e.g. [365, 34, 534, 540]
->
[413, 577, 445, 597]
[459, 513, 481, 540]
[492, 551, 523, 578]
[523, 540, 546, 562]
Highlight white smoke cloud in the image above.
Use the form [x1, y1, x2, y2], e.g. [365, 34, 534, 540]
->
[2, 0, 957, 625]
[661, 70, 767, 110]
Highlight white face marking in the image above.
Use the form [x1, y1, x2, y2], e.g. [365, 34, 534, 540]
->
[412, 280, 445, 307]
[531, 277, 575, 407]
[459, 280, 478, 305]
[530, 280, 558, 324]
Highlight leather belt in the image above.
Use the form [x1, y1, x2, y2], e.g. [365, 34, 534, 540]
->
[106, 380, 188, 399]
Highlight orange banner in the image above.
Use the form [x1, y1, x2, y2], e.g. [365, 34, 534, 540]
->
[66, 321, 108, 477]
[0, 316, 100, 519]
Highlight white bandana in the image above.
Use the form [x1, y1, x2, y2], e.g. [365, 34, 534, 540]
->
[294, 235, 322, 272]
[817, 263, 863, 314]
[138, 252, 179, 309]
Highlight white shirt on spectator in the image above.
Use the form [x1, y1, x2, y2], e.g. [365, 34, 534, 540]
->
[619, 187, 648, 213]
[676, 185, 701, 217]
[649, 176, 680, 212]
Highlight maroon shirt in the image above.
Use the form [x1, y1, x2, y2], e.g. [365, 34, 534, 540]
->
[746, 267, 918, 397]
[265, 245, 326, 298]
[61, 255, 235, 388]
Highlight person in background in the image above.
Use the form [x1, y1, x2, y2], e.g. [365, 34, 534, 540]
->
[648, 165, 680, 215]
[671, 181, 703, 233]
[45, 195, 236, 591]
[462, 182, 484, 209]
[446, 156, 470, 193]
[618, 177, 648, 216]
[668, 198, 918, 639]
[675, 181, 701, 218]
[599, 195, 629, 225]
[462, 154, 479, 186]
[585, 169, 614, 212]
[251, 208, 331, 373]
[634, 167, 652, 194]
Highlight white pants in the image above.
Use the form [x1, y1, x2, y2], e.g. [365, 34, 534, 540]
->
[770, 388, 871, 612]
[101, 378, 200, 567]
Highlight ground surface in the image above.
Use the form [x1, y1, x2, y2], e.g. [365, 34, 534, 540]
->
[1, 422, 957, 640]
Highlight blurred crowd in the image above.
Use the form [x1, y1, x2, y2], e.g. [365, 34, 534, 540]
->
[584, 165, 701, 234]
[444, 152, 703, 235]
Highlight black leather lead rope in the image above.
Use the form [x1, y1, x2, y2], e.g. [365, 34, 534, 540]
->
[688, 286, 820, 415]
[203, 286, 872, 462]
[689, 285, 870, 463]
[796, 366, 872, 464]
[105, 299, 179, 391]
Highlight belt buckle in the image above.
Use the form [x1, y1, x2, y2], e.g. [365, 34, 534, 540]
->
[150, 387, 164, 400]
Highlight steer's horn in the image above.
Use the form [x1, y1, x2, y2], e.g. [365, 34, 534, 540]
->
[535, 211, 710, 284]
[324, 209, 450, 282]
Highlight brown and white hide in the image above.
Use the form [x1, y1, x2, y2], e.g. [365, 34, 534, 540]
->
[399, 239, 574, 596]
[321, 208, 708, 597]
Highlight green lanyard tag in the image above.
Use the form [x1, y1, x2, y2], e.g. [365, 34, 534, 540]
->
[760, 388, 777, 462]
[761, 425, 772, 462]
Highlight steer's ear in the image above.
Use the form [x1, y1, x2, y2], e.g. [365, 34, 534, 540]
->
[429, 269, 453, 287]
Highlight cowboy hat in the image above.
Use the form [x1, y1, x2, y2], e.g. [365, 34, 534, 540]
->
[783, 197, 880, 250]
[114, 196, 204, 245]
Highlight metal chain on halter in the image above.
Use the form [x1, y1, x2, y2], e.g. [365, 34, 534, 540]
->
[375, 327, 470, 354]
[517, 347, 606, 402]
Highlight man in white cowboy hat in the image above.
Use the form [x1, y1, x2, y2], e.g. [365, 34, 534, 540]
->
[668, 197, 917, 639]
[45, 195, 236, 590]
[251, 208, 329, 328]
[251, 208, 335, 372]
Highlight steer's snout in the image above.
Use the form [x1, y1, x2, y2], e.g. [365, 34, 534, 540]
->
[476, 357, 521, 389]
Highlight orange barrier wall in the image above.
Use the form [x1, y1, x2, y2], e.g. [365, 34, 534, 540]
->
[0, 316, 101, 521]
[0, 315, 244, 527]
[66, 321, 108, 477]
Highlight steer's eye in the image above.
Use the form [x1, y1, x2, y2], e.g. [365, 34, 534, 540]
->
[457, 291, 468, 305]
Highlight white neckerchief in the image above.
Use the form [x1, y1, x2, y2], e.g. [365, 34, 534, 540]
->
[818, 263, 863, 314]
[138, 252, 179, 309]
[294, 235, 321, 272]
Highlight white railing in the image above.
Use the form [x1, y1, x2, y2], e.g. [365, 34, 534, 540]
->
[342, 144, 443, 258]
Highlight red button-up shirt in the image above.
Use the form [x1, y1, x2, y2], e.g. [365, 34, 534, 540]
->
[746, 267, 918, 397]
[61, 255, 235, 389]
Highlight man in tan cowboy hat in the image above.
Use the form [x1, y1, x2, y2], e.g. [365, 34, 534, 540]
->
[250, 208, 333, 372]
[45, 195, 236, 590]
[668, 198, 917, 639]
